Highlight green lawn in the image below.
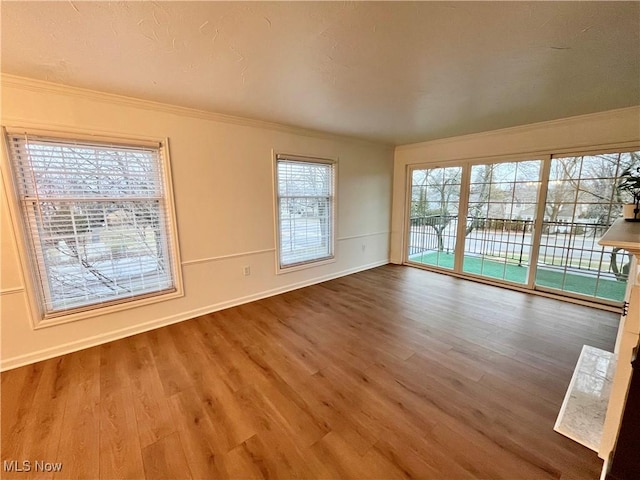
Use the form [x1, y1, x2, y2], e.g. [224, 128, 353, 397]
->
[409, 251, 626, 302]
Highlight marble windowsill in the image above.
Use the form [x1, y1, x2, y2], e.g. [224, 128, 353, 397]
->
[554, 345, 616, 451]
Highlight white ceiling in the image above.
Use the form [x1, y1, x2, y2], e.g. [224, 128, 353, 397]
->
[2, 1, 639, 145]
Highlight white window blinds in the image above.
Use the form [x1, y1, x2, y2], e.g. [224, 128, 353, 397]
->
[276, 155, 335, 269]
[6, 133, 178, 318]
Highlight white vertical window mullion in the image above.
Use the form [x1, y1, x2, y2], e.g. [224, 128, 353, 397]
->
[527, 154, 551, 289]
[454, 162, 471, 273]
[403, 165, 415, 264]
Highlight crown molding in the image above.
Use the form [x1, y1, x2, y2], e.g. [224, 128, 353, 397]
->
[396, 105, 640, 151]
[1, 74, 392, 148]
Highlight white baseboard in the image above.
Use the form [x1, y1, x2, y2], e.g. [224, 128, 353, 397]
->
[0, 260, 389, 371]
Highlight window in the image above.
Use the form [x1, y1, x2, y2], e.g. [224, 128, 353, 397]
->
[275, 154, 335, 271]
[536, 152, 637, 300]
[463, 159, 542, 283]
[406, 149, 639, 305]
[408, 166, 462, 269]
[4, 130, 181, 321]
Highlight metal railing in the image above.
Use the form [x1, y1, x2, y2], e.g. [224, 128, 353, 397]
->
[538, 220, 613, 273]
[408, 216, 629, 279]
[408, 214, 458, 255]
[465, 217, 533, 266]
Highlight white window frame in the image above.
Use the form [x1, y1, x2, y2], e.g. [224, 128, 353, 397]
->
[273, 152, 337, 274]
[1, 126, 184, 328]
[402, 143, 640, 308]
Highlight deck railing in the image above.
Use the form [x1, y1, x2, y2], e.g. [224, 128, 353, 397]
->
[408, 215, 628, 278]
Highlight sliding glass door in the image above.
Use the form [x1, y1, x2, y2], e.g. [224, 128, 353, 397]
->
[463, 160, 541, 284]
[407, 166, 462, 270]
[406, 150, 639, 305]
[535, 152, 636, 302]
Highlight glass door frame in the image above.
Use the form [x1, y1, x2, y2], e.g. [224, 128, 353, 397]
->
[405, 156, 549, 288]
[405, 163, 464, 271]
[403, 148, 634, 308]
[532, 147, 638, 305]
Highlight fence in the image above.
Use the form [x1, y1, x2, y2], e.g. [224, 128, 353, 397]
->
[408, 216, 628, 278]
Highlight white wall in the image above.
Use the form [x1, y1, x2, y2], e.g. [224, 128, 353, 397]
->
[391, 106, 640, 264]
[0, 76, 394, 370]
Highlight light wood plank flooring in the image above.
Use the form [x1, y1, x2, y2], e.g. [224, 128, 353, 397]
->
[1, 265, 619, 479]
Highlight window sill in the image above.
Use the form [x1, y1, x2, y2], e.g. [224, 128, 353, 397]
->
[32, 287, 184, 329]
[276, 256, 336, 275]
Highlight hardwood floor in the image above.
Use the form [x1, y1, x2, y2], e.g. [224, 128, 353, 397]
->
[1, 265, 619, 479]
